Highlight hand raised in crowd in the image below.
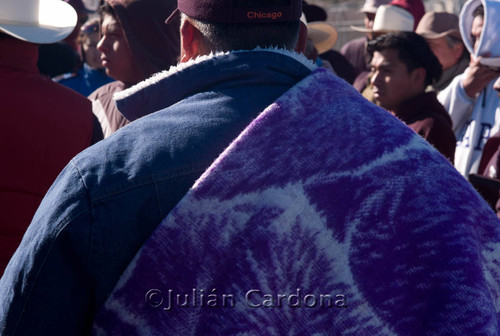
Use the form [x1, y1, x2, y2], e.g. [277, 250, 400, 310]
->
[462, 56, 500, 98]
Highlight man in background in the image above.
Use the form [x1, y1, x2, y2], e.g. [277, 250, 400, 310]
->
[438, 0, 500, 177]
[416, 11, 469, 92]
[55, 17, 114, 96]
[341, 0, 391, 80]
[0, 0, 101, 275]
[353, 4, 414, 95]
[369, 31, 456, 161]
[89, 0, 180, 137]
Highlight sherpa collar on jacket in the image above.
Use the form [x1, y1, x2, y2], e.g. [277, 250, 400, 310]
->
[114, 48, 317, 122]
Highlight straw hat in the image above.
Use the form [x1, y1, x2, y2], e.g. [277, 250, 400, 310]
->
[307, 22, 338, 54]
[352, 5, 414, 33]
[0, 0, 77, 44]
[460, 0, 500, 67]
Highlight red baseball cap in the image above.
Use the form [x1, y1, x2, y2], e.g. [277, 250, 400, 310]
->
[166, 0, 302, 24]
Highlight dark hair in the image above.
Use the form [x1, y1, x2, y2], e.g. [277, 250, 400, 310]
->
[302, 1, 327, 22]
[367, 31, 442, 86]
[37, 43, 81, 77]
[98, 2, 116, 19]
[189, 17, 300, 52]
[184, 0, 301, 52]
[444, 35, 469, 60]
[473, 4, 484, 18]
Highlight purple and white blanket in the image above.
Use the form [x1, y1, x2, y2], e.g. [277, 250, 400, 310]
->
[93, 68, 500, 335]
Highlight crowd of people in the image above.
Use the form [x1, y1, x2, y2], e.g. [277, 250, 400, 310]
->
[1, 0, 500, 334]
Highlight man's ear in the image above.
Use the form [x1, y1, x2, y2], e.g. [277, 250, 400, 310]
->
[180, 19, 201, 63]
[295, 21, 308, 54]
[411, 67, 427, 90]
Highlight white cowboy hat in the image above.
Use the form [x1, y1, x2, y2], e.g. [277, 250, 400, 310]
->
[307, 22, 338, 54]
[0, 0, 77, 44]
[351, 5, 414, 34]
[460, 0, 500, 68]
[360, 0, 392, 14]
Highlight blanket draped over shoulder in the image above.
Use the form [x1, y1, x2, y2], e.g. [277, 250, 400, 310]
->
[92, 68, 500, 335]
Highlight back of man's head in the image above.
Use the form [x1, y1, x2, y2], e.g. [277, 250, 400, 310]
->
[368, 31, 442, 86]
[172, 0, 302, 53]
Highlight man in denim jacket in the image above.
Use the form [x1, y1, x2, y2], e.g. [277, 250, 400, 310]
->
[0, 0, 311, 334]
[2, 0, 500, 335]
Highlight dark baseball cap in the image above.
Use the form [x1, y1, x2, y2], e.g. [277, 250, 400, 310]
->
[166, 0, 302, 24]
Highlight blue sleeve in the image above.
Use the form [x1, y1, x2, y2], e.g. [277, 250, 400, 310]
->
[0, 161, 95, 336]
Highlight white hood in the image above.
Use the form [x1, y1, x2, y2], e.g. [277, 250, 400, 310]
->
[460, 0, 500, 67]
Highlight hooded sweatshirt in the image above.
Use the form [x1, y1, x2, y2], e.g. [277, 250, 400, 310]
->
[437, 0, 500, 177]
[89, 0, 180, 137]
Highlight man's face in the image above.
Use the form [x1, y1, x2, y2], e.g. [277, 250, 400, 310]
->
[364, 12, 376, 29]
[364, 12, 376, 39]
[82, 31, 102, 69]
[426, 37, 461, 71]
[370, 49, 420, 111]
[471, 15, 484, 53]
[97, 14, 142, 84]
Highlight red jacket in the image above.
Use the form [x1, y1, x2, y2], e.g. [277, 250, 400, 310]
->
[0, 37, 95, 274]
[477, 131, 500, 217]
[392, 91, 456, 163]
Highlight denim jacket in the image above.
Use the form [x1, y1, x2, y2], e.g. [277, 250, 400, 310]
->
[0, 50, 315, 335]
